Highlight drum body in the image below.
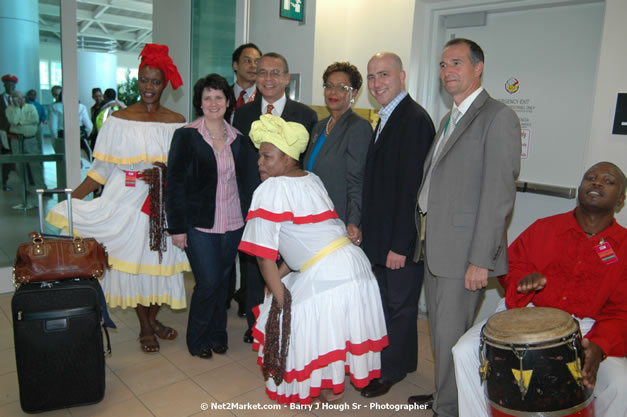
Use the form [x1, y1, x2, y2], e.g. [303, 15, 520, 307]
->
[480, 307, 594, 417]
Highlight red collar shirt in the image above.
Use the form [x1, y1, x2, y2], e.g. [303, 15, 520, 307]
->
[499, 210, 627, 357]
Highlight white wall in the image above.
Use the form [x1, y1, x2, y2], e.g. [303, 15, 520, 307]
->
[313, 0, 416, 109]
[249, 0, 317, 105]
[78, 51, 118, 109]
[152, 0, 191, 120]
[117, 51, 140, 70]
[586, 0, 627, 226]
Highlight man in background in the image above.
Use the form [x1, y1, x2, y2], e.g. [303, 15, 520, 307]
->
[232, 43, 262, 110]
[6, 90, 45, 189]
[1, 74, 18, 190]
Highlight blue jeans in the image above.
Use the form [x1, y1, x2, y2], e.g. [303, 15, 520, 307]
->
[185, 227, 243, 355]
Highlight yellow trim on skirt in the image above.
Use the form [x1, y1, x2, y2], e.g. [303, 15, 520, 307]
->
[92, 152, 167, 166]
[46, 209, 191, 276]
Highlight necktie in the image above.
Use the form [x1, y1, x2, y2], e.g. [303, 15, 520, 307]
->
[266, 104, 274, 115]
[432, 109, 461, 162]
[418, 109, 462, 213]
[235, 90, 246, 109]
[7, 95, 12, 105]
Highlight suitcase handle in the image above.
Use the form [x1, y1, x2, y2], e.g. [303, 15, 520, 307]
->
[36, 188, 73, 237]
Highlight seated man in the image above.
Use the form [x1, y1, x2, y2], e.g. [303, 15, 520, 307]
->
[452, 161, 627, 417]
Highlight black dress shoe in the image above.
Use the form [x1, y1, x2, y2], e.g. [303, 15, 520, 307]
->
[408, 393, 434, 409]
[360, 378, 393, 398]
[243, 329, 253, 344]
[237, 301, 246, 318]
[197, 348, 213, 359]
[212, 345, 228, 354]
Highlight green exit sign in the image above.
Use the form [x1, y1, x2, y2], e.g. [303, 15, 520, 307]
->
[280, 0, 304, 21]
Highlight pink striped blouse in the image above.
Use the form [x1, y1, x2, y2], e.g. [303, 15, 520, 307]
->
[187, 117, 244, 234]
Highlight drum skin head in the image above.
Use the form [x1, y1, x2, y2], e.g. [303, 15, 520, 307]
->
[483, 307, 577, 345]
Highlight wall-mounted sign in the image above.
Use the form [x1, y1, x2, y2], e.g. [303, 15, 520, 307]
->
[280, 0, 304, 21]
[612, 93, 627, 135]
[505, 77, 519, 94]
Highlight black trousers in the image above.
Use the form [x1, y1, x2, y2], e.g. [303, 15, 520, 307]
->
[374, 260, 424, 383]
[239, 252, 266, 330]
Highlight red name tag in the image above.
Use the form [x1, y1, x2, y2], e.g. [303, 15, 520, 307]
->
[125, 171, 137, 187]
[594, 240, 618, 265]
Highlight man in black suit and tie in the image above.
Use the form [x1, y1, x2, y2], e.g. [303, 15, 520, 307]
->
[231, 43, 262, 110]
[232, 52, 318, 343]
[227, 43, 263, 317]
[409, 38, 521, 417]
[359, 52, 435, 398]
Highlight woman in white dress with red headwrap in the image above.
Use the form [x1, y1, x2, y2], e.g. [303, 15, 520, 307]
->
[47, 44, 190, 353]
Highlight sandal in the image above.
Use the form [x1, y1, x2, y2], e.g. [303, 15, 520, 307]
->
[320, 389, 344, 403]
[152, 320, 178, 341]
[139, 333, 160, 353]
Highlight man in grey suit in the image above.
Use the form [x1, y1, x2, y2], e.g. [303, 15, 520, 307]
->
[409, 39, 521, 416]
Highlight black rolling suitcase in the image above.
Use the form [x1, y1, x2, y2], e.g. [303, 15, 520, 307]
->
[11, 189, 109, 413]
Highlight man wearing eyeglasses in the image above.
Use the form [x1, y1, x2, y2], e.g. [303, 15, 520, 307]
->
[359, 52, 435, 399]
[231, 43, 262, 110]
[232, 51, 318, 345]
[233, 52, 317, 137]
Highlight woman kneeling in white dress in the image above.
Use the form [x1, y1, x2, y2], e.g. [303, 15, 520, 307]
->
[238, 115, 388, 405]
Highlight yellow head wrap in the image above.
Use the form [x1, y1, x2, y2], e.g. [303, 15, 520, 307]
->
[249, 115, 309, 161]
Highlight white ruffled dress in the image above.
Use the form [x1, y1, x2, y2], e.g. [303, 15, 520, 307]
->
[238, 172, 388, 404]
[47, 116, 190, 309]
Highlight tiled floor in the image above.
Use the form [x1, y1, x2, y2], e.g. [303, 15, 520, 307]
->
[0, 274, 436, 416]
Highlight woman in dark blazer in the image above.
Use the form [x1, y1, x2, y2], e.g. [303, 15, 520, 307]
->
[166, 74, 257, 359]
[303, 62, 372, 246]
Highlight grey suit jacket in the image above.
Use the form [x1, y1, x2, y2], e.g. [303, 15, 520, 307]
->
[303, 109, 372, 225]
[414, 89, 521, 278]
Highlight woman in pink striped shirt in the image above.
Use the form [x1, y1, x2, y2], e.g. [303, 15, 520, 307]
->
[165, 74, 258, 359]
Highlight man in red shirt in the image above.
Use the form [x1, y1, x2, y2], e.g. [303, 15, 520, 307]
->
[452, 161, 627, 417]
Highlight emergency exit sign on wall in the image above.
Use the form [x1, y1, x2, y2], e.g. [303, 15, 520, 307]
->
[280, 0, 304, 21]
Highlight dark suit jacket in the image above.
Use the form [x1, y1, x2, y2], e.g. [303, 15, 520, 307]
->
[165, 125, 259, 235]
[362, 95, 435, 266]
[232, 94, 318, 136]
[303, 109, 372, 225]
[414, 89, 521, 278]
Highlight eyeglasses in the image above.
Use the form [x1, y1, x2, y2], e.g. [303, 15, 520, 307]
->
[257, 69, 286, 79]
[323, 83, 354, 92]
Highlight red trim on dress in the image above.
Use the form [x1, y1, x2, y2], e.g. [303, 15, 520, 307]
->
[238, 241, 279, 261]
[265, 369, 382, 404]
[254, 336, 388, 382]
[246, 208, 339, 224]
[249, 287, 386, 405]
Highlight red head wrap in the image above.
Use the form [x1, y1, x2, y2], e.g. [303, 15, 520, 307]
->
[138, 44, 183, 90]
[2, 74, 18, 83]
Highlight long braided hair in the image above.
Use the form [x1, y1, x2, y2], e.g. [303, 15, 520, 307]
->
[148, 163, 167, 263]
[262, 285, 292, 385]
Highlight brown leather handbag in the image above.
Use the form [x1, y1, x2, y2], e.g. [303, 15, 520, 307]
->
[13, 188, 109, 284]
[14, 232, 109, 284]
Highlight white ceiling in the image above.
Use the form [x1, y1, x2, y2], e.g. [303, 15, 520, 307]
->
[39, 0, 153, 53]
